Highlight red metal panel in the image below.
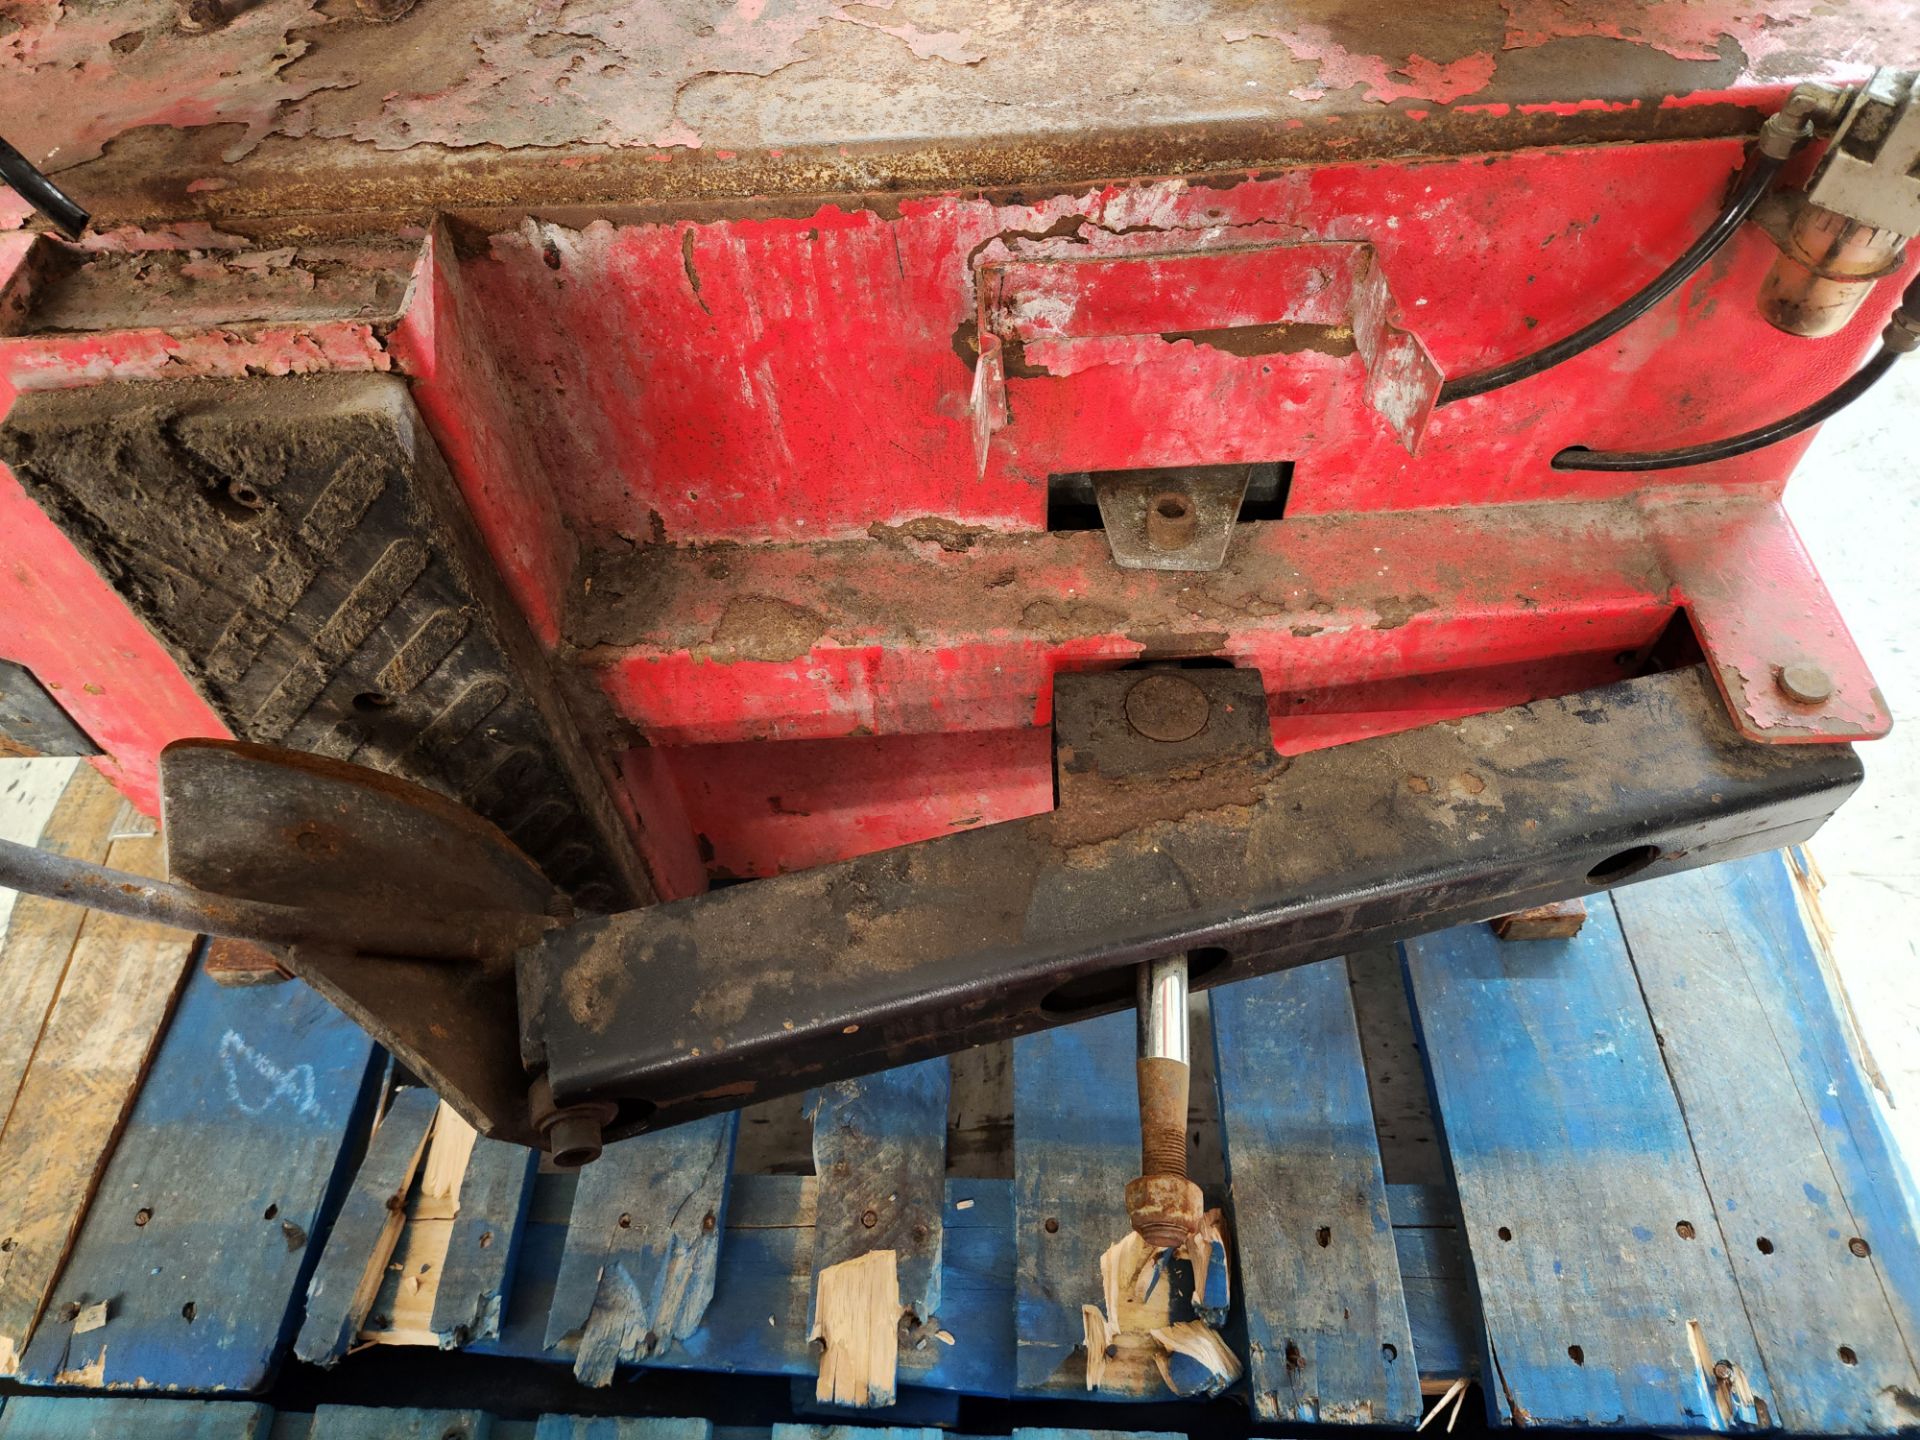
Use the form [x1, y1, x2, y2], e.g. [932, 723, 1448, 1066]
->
[0, 134, 1902, 873]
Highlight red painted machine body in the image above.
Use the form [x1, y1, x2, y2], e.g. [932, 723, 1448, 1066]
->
[0, 1, 1907, 900]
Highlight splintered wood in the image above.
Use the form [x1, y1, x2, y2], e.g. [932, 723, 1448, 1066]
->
[359, 1102, 477, 1346]
[1082, 1210, 1240, 1398]
[811, 1248, 901, 1406]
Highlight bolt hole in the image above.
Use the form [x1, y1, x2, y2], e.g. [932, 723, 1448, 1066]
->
[1849, 1236, 1871, 1258]
[1838, 1345, 1858, 1366]
[1156, 495, 1189, 520]
[1040, 947, 1231, 1016]
[617, 1213, 632, 1229]
[352, 691, 395, 712]
[1756, 1236, 1774, 1254]
[1676, 1220, 1695, 1239]
[1497, 1225, 1513, 1242]
[1587, 845, 1660, 885]
[200, 480, 265, 523]
[1315, 1226, 1331, 1248]
[703, 1212, 717, 1233]
[1044, 1216, 1059, 1234]
[1382, 1343, 1398, 1362]
[263, 1204, 278, 1221]
[479, 1231, 493, 1248]
[181, 1301, 196, 1322]
[134, 1208, 152, 1227]
[1568, 1344, 1585, 1366]
[861, 1208, 879, 1229]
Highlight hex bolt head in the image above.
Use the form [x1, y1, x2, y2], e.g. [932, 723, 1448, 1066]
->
[1124, 673, 1211, 743]
[1145, 491, 1199, 552]
[1777, 661, 1834, 706]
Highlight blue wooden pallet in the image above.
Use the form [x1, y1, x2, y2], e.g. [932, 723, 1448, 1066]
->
[8, 851, 1918, 1434]
[0, 1398, 1178, 1440]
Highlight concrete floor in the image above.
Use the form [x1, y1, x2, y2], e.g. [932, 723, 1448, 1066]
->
[1790, 357, 1920, 1174]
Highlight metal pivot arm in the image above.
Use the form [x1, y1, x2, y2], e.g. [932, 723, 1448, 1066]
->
[0, 666, 1864, 1162]
[530, 664, 1860, 1148]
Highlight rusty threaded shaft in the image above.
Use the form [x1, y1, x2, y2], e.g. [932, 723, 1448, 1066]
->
[1138, 1057, 1190, 1178]
[1129, 954, 1201, 1248]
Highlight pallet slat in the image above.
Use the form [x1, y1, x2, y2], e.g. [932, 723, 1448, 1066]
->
[0, 763, 116, 1132]
[0, 823, 197, 1374]
[294, 1087, 440, 1366]
[430, 1130, 541, 1346]
[1212, 961, 1421, 1425]
[544, 1114, 738, 1386]
[307, 1405, 491, 1438]
[534, 1419, 711, 1440]
[13, 968, 379, 1390]
[1615, 855, 1920, 1431]
[1404, 908, 1774, 1429]
[1013, 1011, 1143, 1396]
[0, 1395, 270, 1438]
[807, 1061, 950, 1407]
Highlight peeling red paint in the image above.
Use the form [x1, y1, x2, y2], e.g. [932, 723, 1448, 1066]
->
[1224, 22, 1498, 105]
[1498, 0, 1914, 67]
[281, 0, 984, 155]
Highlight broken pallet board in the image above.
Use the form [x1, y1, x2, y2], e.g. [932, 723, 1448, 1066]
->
[0, 822, 197, 1375]
[475, 1173, 1015, 1396]
[543, 1113, 737, 1386]
[429, 1127, 540, 1347]
[807, 1059, 950, 1407]
[13, 966, 380, 1390]
[1404, 904, 1777, 1429]
[1012, 1010, 1151, 1397]
[1212, 961, 1421, 1425]
[294, 1086, 441, 1366]
[1614, 855, 1920, 1432]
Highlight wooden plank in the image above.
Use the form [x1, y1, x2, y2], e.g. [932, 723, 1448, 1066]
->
[1013, 1010, 1153, 1397]
[429, 1128, 540, 1346]
[1388, 1184, 1478, 1385]
[1011, 1429, 1187, 1440]
[0, 760, 102, 1130]
[478, 1174, 1015, 1395]
[1614, 854, 1920, 1432]
[307, 1406, 491, 1438]
[0, 757, 83, 943]
[293, 1087, 440, 1366]
[12, 968, 380, 1390]
[534, 1419, 711, 1440]
[0, 824, 196, 1374]
[1211, 961, 1420, 1424]
[0, 1395, 270, 1439]
[807, 1059, 949, 1407]
[1403, 910, 1775, 1429]
[374, 1102, 481, 1345]
[543, 1114, 737, 1386]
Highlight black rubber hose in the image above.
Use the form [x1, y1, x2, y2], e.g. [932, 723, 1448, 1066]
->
[1550, 348, 1899, 471]
[1438, 153, 1783, 406]
[0, 133, 89, 240]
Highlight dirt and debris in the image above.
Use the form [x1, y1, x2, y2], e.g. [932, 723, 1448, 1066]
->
[706, 595, 828, 664]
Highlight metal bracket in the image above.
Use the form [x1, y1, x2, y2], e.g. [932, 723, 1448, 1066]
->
[0, 663, 1866, 1161]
